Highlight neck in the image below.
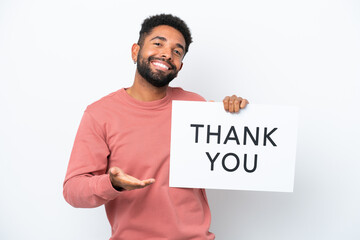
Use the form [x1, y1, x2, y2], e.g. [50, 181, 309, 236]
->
[126, 71, 168, 102]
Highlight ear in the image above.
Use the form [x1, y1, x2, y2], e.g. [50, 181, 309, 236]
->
[179, 62, 183, 71]
[131, 43, 140, 63]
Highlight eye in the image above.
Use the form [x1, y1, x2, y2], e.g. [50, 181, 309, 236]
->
[153, 42, 161, 46]
[174, 49, 183, 56]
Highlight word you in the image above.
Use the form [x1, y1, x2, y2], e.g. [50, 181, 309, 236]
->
[190, 124, 278, 173]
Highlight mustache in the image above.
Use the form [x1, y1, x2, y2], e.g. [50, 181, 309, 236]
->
[148, 56, 176, 70]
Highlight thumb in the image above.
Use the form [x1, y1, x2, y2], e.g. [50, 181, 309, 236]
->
[109, 167, 122, 177]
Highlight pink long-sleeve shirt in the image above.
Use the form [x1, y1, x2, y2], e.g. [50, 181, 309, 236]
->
[63, 87, 215, 240]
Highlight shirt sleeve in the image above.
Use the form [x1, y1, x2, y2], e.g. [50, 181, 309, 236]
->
[63, 110, 121, 208]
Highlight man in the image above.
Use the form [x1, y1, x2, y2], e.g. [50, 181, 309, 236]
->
[63, 14, 248, 239]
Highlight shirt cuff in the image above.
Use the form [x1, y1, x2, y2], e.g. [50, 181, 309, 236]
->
[93, 174, 123, 200]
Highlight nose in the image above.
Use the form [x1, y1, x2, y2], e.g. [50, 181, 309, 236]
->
[160, 47, 172, 60]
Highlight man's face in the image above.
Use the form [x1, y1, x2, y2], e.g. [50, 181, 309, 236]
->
[135, 25, 186, 88]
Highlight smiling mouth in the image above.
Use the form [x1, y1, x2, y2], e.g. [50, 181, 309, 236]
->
[152, 61, 171, 71]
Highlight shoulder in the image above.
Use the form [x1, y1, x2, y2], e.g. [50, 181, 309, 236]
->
[170, 87, 206, 102]
[85, 89, 123, 114]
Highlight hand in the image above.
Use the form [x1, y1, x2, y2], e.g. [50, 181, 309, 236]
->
[109, 167, 155, 191]
[223, 95, 249, 113]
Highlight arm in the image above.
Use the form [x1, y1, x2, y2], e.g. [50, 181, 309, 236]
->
[63, 111, 120, 208]
[63, 111, 155, 208]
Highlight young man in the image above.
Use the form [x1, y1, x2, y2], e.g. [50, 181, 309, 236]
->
[63, 14, 248, 239]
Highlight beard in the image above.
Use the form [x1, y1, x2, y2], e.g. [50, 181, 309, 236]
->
[136, 54, 179, 88]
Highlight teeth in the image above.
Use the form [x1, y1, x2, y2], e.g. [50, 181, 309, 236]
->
[153, 62, 169, 70]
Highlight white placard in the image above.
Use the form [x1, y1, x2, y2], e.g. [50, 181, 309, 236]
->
[169, 101, 298, 192]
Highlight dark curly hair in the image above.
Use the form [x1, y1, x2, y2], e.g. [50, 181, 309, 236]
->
[138, 14, 192, 55]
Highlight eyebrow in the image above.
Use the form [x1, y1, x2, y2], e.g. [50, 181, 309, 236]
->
[150, 36, 185, 52]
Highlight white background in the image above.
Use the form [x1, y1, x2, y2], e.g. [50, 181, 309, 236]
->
[0, 0, 359, 239]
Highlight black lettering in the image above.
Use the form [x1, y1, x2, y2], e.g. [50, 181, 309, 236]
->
[264, 127, 277, 146]
[243, 127, 259, 146]
[223, 126, 240, 145]
[207, 125, 221, 144]
[244, 154, 258, 173]
[190, 124, 204, 143]
[222, 153, 240, 172]
[206, 152, 220, 171]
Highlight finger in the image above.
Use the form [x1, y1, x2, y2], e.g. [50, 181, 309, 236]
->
[123, 180, 154, 190]
[229, 95, 238, 113]
[109, 167, 122, 177]
[233, 97, 243, 113]
[119, 175, 156, 190]
[234, 97, 242, 112]
[142, 178, 156, 186]
[110, 171, 142, 188]
[223, 96, 230, 111]
[120, 178, 146, 190]
[240, 98, 249, 109]
[234, 101, 239, 112]
[122, 174, 146, 186]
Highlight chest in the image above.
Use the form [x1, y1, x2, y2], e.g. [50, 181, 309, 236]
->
[105, 107, 172, 175]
